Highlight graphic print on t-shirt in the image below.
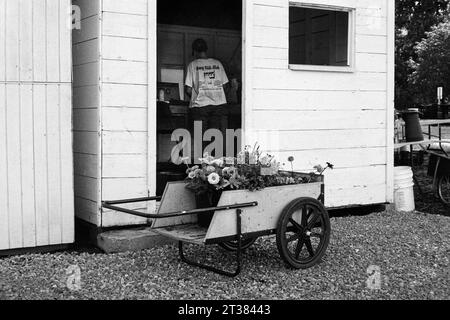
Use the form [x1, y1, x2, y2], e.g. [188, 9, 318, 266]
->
[185, 59, 229, 108]
[199, 65, 223, 89]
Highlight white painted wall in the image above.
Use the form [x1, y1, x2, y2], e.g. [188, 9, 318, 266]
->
[73, 0, 152, 228]
[0, 0, 74, 250]
[100, 0, 152, 227]
[72, 0, 101, 226]
[72, 0, 395, 228]
[244, 0, 395, 208]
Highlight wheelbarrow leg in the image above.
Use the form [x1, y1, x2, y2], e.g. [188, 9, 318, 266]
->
[178, 209, 243, 277]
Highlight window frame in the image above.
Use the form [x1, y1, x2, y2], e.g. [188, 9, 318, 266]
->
[288, 2, 356, 73]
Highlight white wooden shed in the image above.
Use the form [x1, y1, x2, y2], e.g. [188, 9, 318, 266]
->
[0, 0, 73, 251]
[72, 0, 395, 230]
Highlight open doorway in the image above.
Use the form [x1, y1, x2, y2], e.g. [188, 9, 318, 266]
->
[156, 0, 243, 196]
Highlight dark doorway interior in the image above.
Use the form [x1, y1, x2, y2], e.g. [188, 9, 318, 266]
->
[156, 0, 243, 196]
[157, 0, 242, 31]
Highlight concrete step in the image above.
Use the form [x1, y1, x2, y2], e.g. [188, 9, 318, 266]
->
[97, 228, 176, 254]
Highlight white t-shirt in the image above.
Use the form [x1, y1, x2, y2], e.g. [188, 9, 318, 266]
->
[185, 58, 229, 108]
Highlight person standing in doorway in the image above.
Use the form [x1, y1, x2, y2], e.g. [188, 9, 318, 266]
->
[185, 38, 229, 156]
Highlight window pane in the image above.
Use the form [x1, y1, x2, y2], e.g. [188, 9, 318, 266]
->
[289, 7, 349, 66]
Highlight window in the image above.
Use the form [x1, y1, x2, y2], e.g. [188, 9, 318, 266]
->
[289, 3, 353, 70]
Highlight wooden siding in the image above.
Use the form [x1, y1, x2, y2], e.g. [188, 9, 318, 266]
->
[245, 0, 393, 208]
[99, 2, 243, 227]
[71, 0, 394, 228]
[0, 0, 73, 250]
[72, 0, 101, 226]
[100, 0, 150, 227]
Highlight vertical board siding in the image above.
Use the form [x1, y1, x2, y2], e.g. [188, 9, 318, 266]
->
[5, 84, 23, 249]
[0, 0, 5, 82]
[19, 0, 33, 82]
[20, 84, 36, 247]
[46, 0, 60, 82]
[33, 1, 47, 82]
[33, 84, 50, 246]
[60, 0, 72, 84]
[60, 84, 74, 243]
[72, 0, 101, 227]
[248, 0, 391, 208]
[2, 0, 73, 83]
[5, 0, 20, 81]
[46, 85, 63, 244]
[1, 83, 74, 250]
[0, 0, 74, 251]
[0, 85, 8, 249]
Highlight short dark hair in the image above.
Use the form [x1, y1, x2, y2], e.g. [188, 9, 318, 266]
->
[192, 38, 208, 53]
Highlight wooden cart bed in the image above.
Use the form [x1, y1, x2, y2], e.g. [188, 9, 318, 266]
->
[152, 181, 323, 244]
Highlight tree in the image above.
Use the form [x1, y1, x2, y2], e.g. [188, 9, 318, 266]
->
[395, 0, 449, 109]
[409, 17, 450, 104]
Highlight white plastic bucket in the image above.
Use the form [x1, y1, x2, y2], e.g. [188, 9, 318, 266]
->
[394, 166, 415, 212]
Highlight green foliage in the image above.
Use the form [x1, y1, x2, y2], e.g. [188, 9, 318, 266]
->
[395, 0, 449, 109]
[409, 17, 450, 104]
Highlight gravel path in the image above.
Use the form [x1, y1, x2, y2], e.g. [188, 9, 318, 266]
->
[1, 210, 449, 300]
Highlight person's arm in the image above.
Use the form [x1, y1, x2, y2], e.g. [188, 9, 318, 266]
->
[185, 86, 192, 99]
[185, 63, 194, 101]
[220, 63, 230, 102]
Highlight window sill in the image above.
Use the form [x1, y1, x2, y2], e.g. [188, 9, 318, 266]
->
[288, 64, 355, 73]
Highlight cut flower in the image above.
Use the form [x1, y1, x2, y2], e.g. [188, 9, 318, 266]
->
[208, 173, 221, 185]
[184, 145, 332, 195]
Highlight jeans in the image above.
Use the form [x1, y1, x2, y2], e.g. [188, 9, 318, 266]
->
[191, 105, 226, 132]
[190, 104, 227, 158]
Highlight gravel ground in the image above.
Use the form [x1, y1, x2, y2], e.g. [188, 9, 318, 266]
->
[1, 157, 449, 300]
[1, 209, 449, 300]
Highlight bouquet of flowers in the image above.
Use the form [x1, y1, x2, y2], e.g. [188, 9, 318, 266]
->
[183, 144, 333, 227]
[184, 144, 333, 194]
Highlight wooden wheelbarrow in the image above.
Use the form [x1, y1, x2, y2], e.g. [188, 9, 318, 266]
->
[103, 176, 330, 277]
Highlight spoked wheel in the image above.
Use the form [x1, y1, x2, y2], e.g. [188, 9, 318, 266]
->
[438, 175, 450, 206]
[276, 198, 331, 269]
[219, 237, 258, 252]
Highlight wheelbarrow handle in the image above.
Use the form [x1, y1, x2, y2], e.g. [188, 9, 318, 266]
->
[103, 196, 162, 205]
[102, 200, 259, 220]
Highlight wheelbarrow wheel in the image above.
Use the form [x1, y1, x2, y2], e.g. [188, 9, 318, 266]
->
[276, 198, 330, 269]
[438, 175, 450, 206]
[219, 237, 258, 252]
